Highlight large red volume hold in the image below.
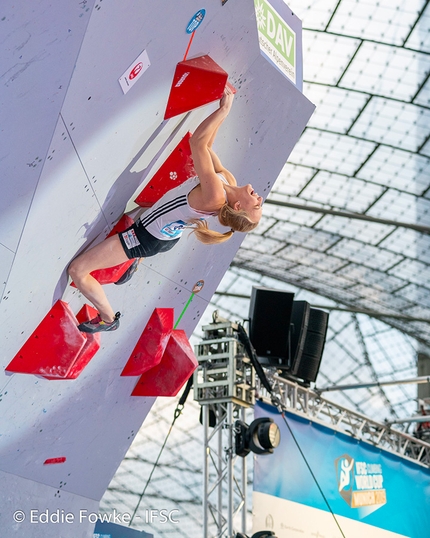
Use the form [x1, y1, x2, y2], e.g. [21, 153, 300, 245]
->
[63, 304, 101, 380]
[6, 300, 87, 378]
[131, 329, 198, 397]
[164, 55, 229, 119]
[135, 132, 196, 207]
[121, 308, 174, 377]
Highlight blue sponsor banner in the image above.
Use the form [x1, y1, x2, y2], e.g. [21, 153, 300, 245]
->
[254, 401, 430, 538]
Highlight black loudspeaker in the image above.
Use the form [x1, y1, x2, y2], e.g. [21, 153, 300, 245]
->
[249, 287, 295, 367]
[289, 301, 311, 372]
[292, 308, 329, 383]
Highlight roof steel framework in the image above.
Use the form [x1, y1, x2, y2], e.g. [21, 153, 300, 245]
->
[236, 0, 430, 347]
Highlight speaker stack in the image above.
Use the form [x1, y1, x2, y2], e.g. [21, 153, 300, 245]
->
[249, 287, 294, 368]
[248, 287, 329, 384]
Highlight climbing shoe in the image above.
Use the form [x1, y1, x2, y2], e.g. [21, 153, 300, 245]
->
[78, 312, 121, 333]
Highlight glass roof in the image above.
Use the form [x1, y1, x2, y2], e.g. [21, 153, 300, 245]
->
[102, 2, 430, 535]
[236, 0, 430, 347]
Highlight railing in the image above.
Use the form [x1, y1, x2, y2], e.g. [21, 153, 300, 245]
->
[258, 373, 430, 468]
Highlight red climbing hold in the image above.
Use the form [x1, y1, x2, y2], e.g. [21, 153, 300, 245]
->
[44, 457, 66, 465]
[6, 301, 87, 378]
[65, 304, 101, 380]
[131, 329, 198, 397]
[70, 214, 135, 287]
[6, 302, 101, 380]
[135, 132, 195, 207]
[121, 308, 174, 376]
[164, 55, 230, 119]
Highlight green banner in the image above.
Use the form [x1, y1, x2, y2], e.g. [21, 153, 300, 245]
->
[254, 0, 296, 81]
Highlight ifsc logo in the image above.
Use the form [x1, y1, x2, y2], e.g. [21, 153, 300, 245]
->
[334, 454, 387, 513]
[335, 454, 355, 504]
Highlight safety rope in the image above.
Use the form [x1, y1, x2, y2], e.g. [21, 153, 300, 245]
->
[271, 395, 347, 538]
[129, 376, 193, 526]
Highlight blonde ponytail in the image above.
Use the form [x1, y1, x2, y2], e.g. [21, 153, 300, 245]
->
[188, 219, 234, 245]
[188, 203, 258, 245]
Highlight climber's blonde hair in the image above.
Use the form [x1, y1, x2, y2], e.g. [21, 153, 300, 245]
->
[189, 203, 258, 245]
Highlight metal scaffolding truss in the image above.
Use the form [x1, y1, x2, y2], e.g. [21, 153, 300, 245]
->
[200, 402, 248, 538]
[194, 320, 255, 538]
[259, 373, 430, 468]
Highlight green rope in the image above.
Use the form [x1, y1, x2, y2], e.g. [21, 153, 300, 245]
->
[173, 293, 194, 329]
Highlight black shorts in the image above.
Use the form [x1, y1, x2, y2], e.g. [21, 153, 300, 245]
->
[118, 220, 180, 259]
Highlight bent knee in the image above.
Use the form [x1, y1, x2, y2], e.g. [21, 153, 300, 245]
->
[68, 258, 86, 280]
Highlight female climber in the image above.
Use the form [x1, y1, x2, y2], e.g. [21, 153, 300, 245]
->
[69, 86, 263, 333]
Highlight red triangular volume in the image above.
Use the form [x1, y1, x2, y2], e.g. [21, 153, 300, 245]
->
[63, 304, 101, 380]
[164, 55, 228, 119]
[36, 304, 100, 380]
[6, 301, 87, 379]
[131, 329, 198, 397]
[121, 308, 174, 377]
[135, 132, 196, 207]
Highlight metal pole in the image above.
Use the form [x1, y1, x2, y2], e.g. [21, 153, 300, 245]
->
[388, 415, 430, 425]
[241, 407, 247, 534]
[218, 405, 223, 536]
[213, 291, 430, 323]
[316, 376, 430, 392]
[227, 402, 233, 538]
[264, 196, 430, 234]
[203, 405, 209, 538]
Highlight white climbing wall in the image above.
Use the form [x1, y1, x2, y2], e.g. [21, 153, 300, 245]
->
[0, 0, 314, 536]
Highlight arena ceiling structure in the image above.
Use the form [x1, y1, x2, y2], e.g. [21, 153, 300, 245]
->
[101, 1, 430, 536]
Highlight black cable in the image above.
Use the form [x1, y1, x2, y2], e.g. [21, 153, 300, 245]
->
[273, 396, 347, 538]
[236, 324, 346, 538]
[237, 324, 272, 393]
[129, 376, 193, 526]
[178, 376, 194, 406]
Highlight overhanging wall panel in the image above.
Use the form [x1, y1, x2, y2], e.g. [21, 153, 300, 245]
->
[0, 0, 96, 253]
[0, 469, 99, 537]
[1, 115, 102, 355]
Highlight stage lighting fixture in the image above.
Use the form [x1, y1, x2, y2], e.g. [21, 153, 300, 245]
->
[235, 418, 280, 457]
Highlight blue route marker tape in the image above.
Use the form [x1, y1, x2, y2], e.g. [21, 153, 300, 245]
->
[186, 9, 206, 34]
